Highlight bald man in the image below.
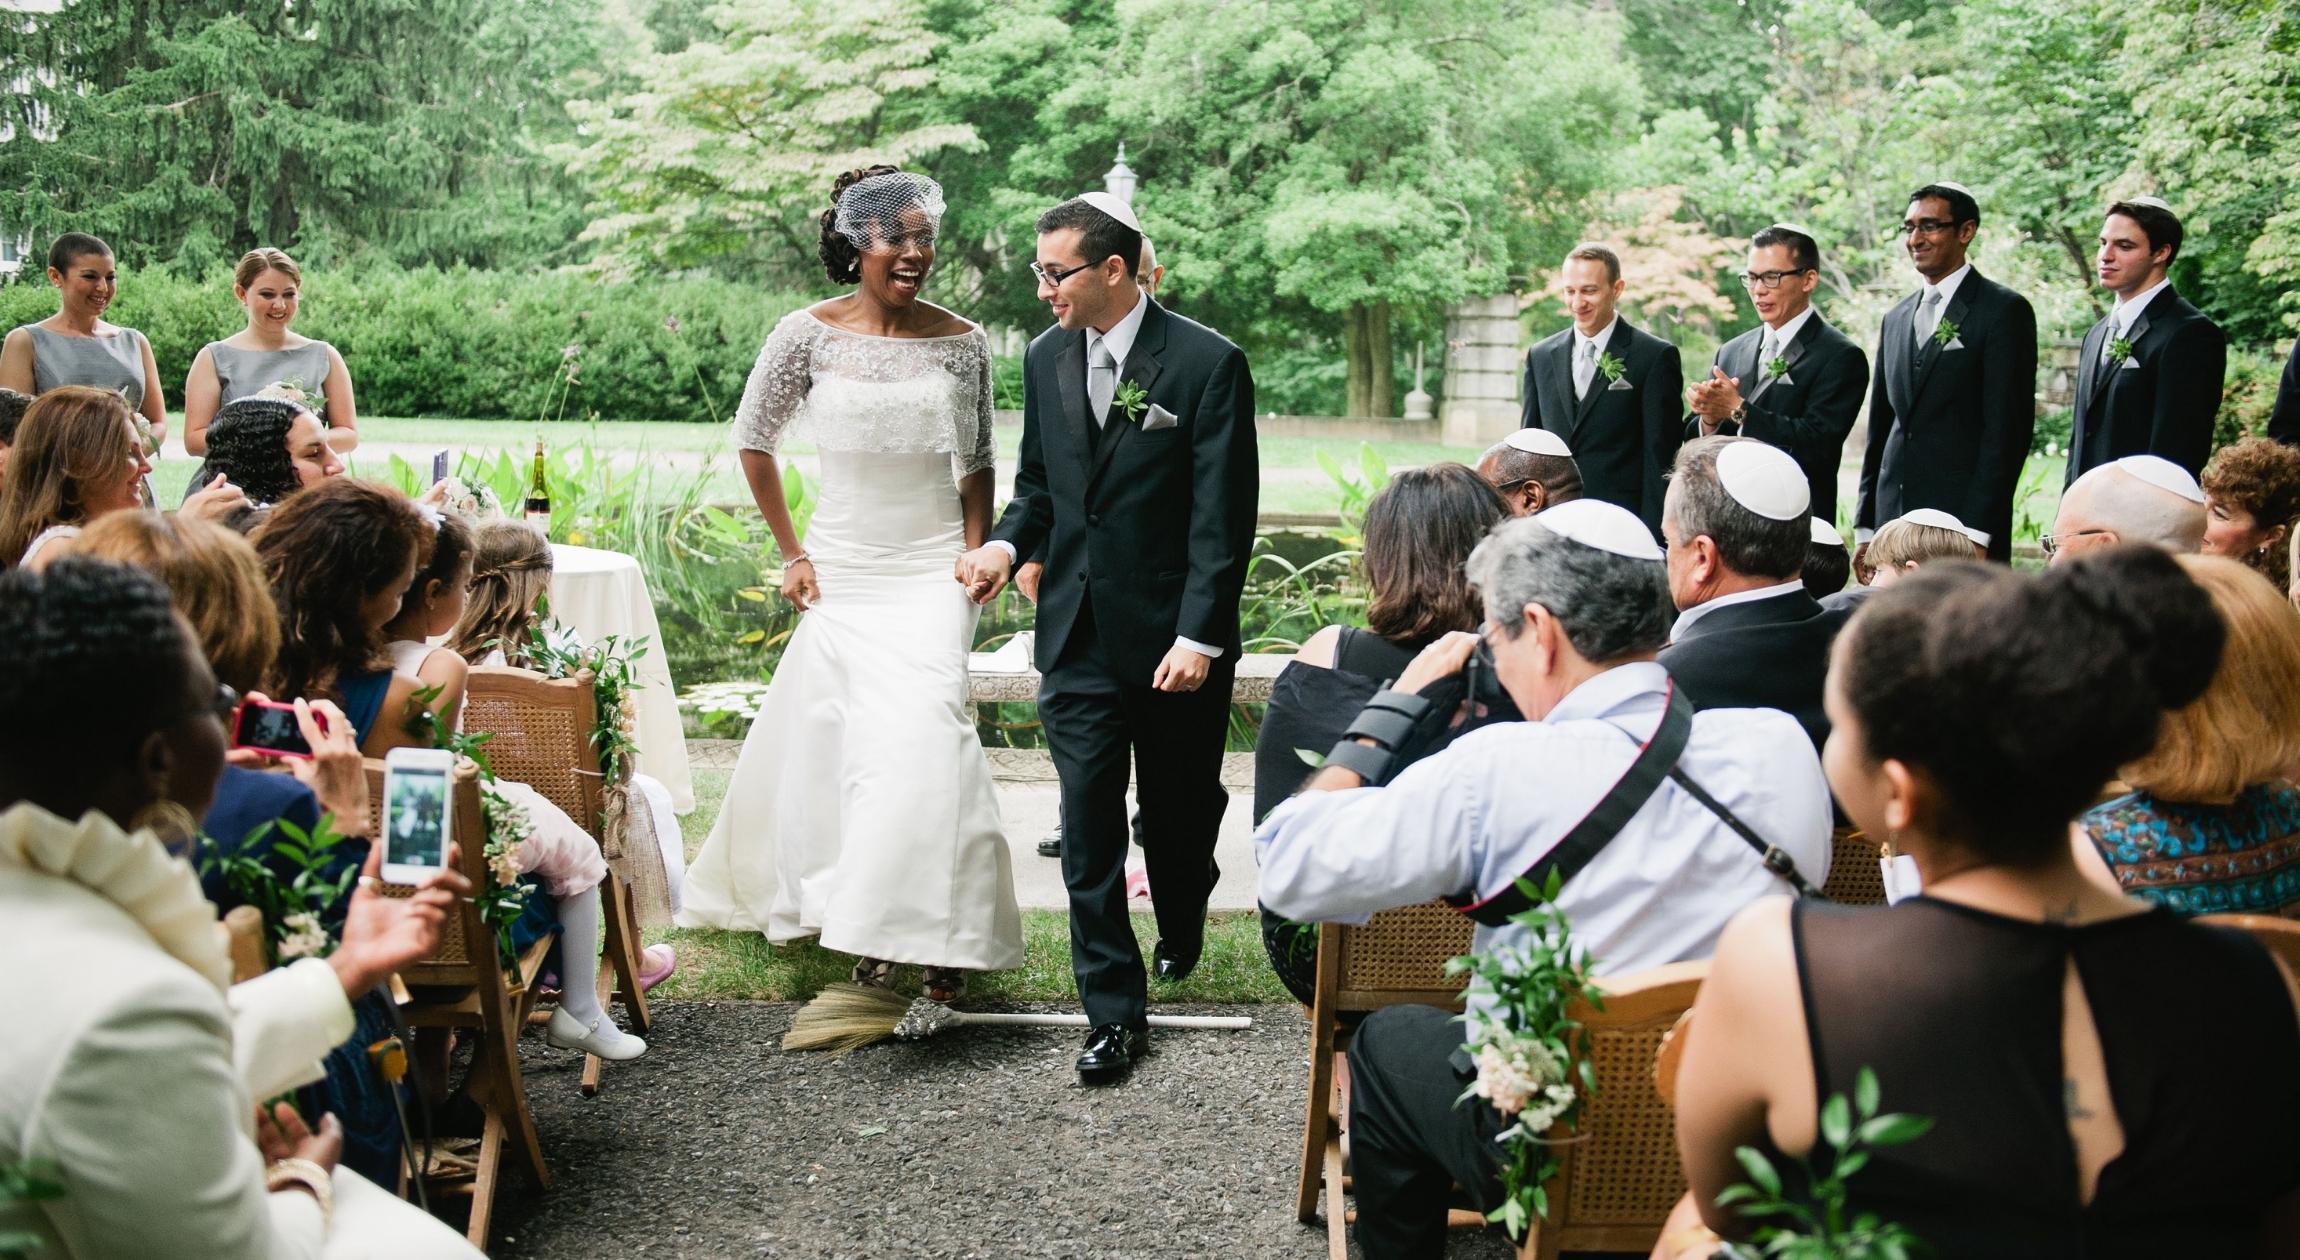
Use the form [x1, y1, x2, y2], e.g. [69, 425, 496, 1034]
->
[1475, 438, 1585, 517]
[2046, 456, 2207, 564]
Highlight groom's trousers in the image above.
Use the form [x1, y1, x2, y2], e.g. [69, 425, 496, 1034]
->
[1038, 595, 1234, 1028]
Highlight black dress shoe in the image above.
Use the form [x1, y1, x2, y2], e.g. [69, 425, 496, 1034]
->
[1076, 1022, 1147, 1085]
[1152, 939, 1201, 983]
[1036, 822, 1062, 859]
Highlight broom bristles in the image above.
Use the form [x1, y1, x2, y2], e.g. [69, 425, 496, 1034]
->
[782, 982, 910, 1054]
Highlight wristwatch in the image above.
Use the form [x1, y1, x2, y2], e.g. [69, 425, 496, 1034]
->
[1727, 403, 1748, 427]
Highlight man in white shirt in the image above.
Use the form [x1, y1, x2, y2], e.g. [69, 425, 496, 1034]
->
[1254, 500, 1830, 1260]
[2066, 197, 2226, 485]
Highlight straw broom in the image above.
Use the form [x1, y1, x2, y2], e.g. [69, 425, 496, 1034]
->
[784, 983, 1253, 1055]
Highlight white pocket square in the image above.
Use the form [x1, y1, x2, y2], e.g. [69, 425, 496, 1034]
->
[1142, 402, 1180, 431]
[1605, 376, 1633, 392]
[2119, 356, 2141, 370]
[1941, 337, 1966, 352]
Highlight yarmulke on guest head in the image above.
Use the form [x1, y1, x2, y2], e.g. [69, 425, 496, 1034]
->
[1716, 441, 1810, 521]
[1504, 428, 1573, 458]
[1933, 180, 1975, 199]
[1896, 507, 1988, 546]
[2123, 194, 2174, 214]
[2113, 455, 2206, 504]
[1532, 498, 1664, 561]
[1074, 191, 1143, 234]
[1809, 517, 1842, 547]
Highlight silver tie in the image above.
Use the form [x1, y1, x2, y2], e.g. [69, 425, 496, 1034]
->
[1758, 331, 1778, 379]
[1915, 289, 1941, 348]
[1573, 338, 1596, 400]
[1089, 338, 1117, 426]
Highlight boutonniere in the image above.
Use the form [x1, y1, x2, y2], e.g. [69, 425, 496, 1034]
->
[2108, 335, 2134, 366]
[1765, 355, 1789, 379]
[1931, 318, 1959, 348]
[1595, 351, 1626, 384]
[1114, 379, 1149, 424]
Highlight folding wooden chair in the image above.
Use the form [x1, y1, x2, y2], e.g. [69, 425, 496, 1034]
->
[1295, 901, 1475, 1260]
[1821, 827, 1889, 906]
[462, 664, 652, 1096]
[1516, 960, 1707, 1260]
[369, 758, 552, 1247]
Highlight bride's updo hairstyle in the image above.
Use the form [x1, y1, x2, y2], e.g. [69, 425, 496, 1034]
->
[1839, 546, 2223, 862]
[818, 163, 905, 284]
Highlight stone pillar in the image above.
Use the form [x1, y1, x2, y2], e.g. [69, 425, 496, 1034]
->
[1440, 294, 1522, 447]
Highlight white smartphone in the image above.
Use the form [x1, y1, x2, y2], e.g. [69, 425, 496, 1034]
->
[380, 747, 456, 884]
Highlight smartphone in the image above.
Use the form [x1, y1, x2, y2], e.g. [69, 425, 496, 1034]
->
[231, 697, 319, 760]
[380, 747, 456, 883]
[431, 449, 451, 484]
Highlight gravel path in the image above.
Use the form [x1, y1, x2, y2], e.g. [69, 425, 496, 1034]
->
[490, 1001, 1520, 1259]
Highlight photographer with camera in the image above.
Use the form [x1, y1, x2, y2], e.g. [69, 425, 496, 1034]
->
[1252, 499, 1832, 1260]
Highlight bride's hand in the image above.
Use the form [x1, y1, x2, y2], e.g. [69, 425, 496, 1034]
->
[781, 557, 820, 610]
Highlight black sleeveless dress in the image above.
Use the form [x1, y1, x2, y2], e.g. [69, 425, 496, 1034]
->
[1754, 897, 2300, 1257]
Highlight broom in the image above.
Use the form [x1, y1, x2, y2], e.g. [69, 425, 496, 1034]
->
[783, 983, 1254, 1054]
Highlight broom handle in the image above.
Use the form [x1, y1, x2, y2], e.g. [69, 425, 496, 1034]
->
[950, 1012, 1254, 1031]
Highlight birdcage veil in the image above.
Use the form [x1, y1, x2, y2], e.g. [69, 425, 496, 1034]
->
[833, 172, 946, 252]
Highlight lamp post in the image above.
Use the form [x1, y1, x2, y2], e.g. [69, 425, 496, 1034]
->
[1104, 143, 1138, 204]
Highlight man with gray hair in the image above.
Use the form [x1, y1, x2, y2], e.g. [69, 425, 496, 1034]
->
[1657, 435, 1849, 749]
[1475, 427, 1585, 516]
[1254, 498, 1831, 1260]
[2046, 454, 2208, 563]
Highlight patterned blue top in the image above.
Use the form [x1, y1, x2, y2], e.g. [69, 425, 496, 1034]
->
[2082, 783, 2300, 918]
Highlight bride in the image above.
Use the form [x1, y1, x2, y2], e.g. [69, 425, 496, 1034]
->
[677, 167, 1022, 1000]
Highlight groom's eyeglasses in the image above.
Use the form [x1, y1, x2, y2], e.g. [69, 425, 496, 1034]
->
[1739, 269, 1814, 291]
[1030, 259, 1097, 287]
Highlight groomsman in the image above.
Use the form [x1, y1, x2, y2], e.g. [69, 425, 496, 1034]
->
[2267, 338, 2299, 446]
[1855, 182, 2038, 563]
[1518, 244, 1683, 535]
[1685, 224, 1869, 522]
[2065, 197, 2227, 485]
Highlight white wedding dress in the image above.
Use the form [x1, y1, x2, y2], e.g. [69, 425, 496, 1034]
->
[677, 310, 1022, 971]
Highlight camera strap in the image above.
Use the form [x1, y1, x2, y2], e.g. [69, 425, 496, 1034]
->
[1447, 680, 1820, 926]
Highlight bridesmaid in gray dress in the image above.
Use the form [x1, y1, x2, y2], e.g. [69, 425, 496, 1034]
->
[181, 248, 358, 462]
[0, 233, 170, 449]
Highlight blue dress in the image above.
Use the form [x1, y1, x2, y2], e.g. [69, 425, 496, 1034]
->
[2083, 783, 2300, 917]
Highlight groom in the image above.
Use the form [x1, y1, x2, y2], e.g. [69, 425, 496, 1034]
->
[957, 193, 1258, 1084]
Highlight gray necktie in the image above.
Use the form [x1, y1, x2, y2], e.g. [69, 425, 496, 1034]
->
[1758, 331, 1778, 379]
[1573, 337, 1596, 401]
[1915, 289, 1941, 348]
[1089, 338, 1117, 426]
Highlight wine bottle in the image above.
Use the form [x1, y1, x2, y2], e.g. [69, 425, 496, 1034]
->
[524, 436, 551, 536]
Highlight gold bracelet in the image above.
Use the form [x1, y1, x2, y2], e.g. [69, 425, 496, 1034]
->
[265, 1157, 333, 1230]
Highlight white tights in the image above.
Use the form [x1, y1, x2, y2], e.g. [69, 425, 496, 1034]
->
[552, 885, 608, 1027]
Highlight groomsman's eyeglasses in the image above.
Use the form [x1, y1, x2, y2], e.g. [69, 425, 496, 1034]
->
[1030, 259, 1098, 287]
[1900, 218, 1957, 237]
[1740, 269, 1815, 291]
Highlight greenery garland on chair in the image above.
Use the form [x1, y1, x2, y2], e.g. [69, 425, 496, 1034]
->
[405, 686, 534, 970]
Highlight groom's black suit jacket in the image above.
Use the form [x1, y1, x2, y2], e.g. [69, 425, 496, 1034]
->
[2065, 285, 2226, 487]
[993, 297, 1259, 684]
[1519, 317, 1684, 536]
[1684, 315, 1868, 524]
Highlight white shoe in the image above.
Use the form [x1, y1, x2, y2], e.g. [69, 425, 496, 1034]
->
[545, 1008, 648, 1061]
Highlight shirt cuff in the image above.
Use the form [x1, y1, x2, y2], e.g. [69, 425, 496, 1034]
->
[1174, 636, 1225, 659]
[986, 540, 1018, 564]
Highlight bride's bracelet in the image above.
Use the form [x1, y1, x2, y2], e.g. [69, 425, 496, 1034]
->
[783, 551, 811, 566]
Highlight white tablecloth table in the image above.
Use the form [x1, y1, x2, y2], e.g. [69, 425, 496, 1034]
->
[548, 543, 696, 813]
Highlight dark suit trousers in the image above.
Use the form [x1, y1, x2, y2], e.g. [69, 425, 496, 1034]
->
[1347, 1004, 1507, 1259]
[1039, 594, 1233, 1028]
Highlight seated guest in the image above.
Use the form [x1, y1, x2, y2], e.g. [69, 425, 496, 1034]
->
[1657, 436, 1848, 749]
[0, 386, 247, 569]
[1254, 463, 1512, 1004]
[2046, 453, 2207, 563]
[200, 396, 346, 510]
[1662, 546, 2300, 1259]
[0, 385, 29, 483]
[1825, 507, 1986, 612]
[0, 558, 482, 1259]
[250, 478, 432, 750]
[2081, 556, 2300, 917]
[1255, 501, 1832, 1260]
[2200, 435, 2300, 592]
[1474, 427, 1584, 516]
[1804, 517, 1850, 599]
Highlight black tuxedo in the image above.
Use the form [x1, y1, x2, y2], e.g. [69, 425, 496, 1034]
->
[1856, 269, 2038, 562]
[1519, 318, 1684, 535]
[2266, 338, 2300, 447]
[2065, 285, 2226, 486]
[1685, 315, 1868, 523]
[991, 296, 1258, 1028]
[1656, 589, 1848, 751]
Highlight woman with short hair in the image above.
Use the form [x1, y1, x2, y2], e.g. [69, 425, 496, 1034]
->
[2200, 435, 2300, 592]
[0, 232, 170, 448]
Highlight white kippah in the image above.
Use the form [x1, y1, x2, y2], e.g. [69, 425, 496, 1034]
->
[2111, 454, 2205, 503]
[1894, 507, 1988, 545]
[1533, 499, 1663, 561]
[1073, 191, 1143, 234]
[1767, 220, 1818, 241]
[1504, 428, 1573, 458]
[2122, 194, 2175, 214]
[1809, 516, 1843, 546]
[1931, 180, 1975, 198]
[1715, 440, 1810, 521]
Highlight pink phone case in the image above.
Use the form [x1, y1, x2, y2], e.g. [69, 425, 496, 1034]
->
[230, 699, 320, 761]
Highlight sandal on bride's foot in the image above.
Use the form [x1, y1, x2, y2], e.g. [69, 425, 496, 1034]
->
[921, 967, 968, 1004]
[851, 957, 897, 990]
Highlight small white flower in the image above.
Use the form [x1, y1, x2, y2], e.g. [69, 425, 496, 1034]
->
[278, 911, 329, 961]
